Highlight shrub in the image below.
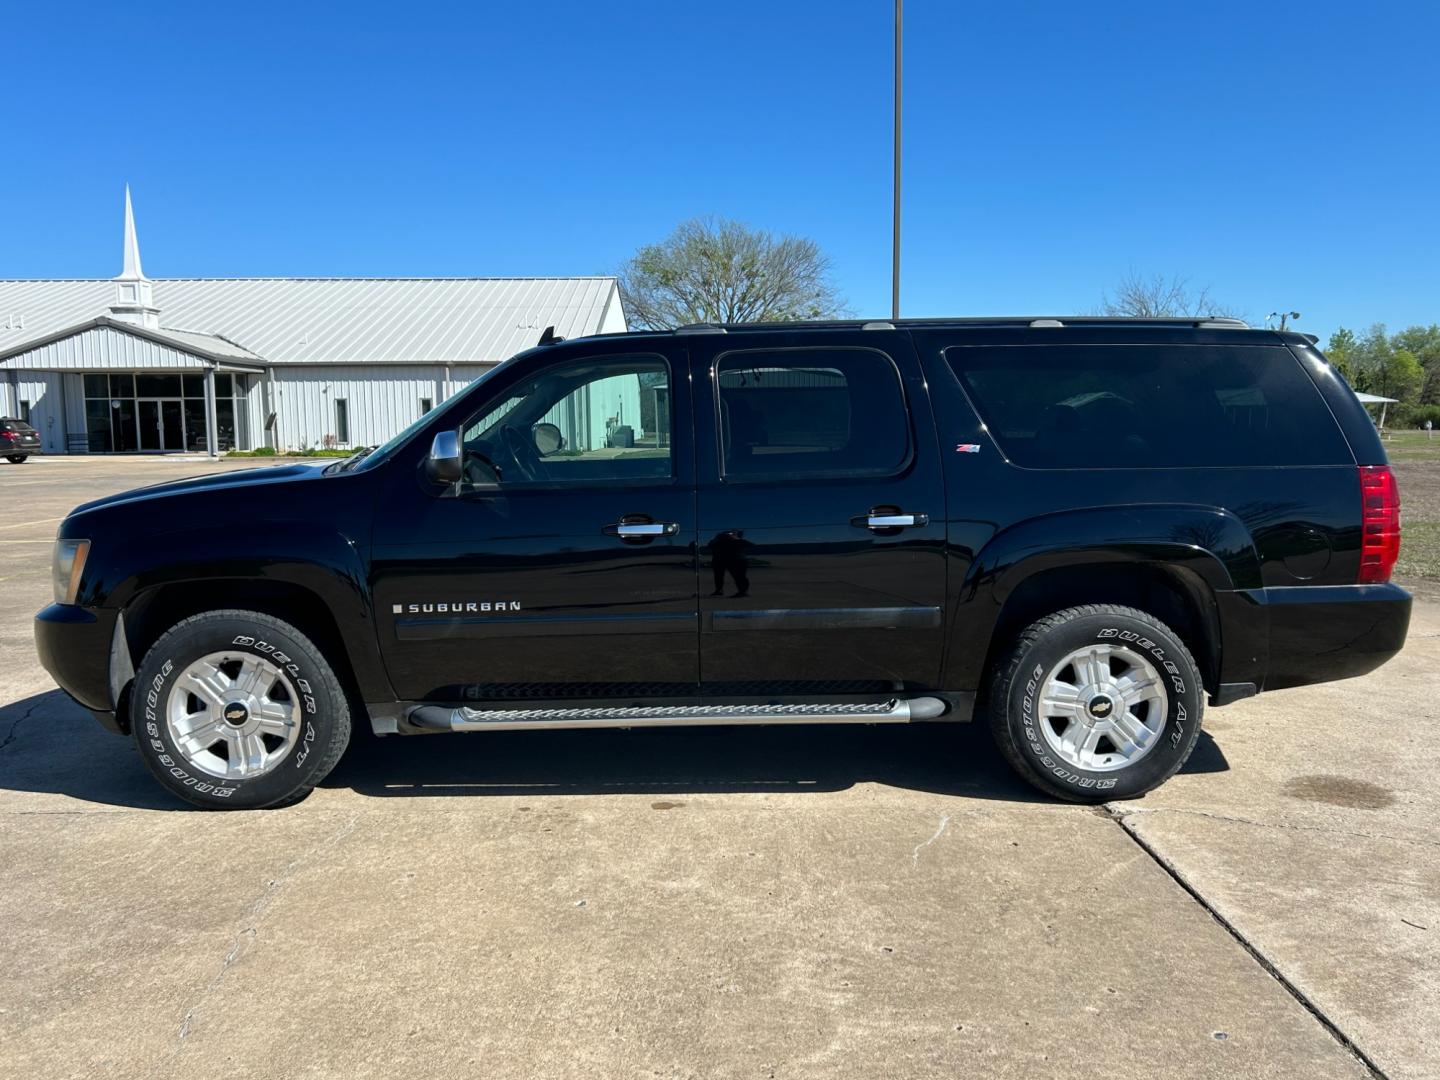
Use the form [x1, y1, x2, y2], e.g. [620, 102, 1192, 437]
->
[1403, 404, 1440, 429]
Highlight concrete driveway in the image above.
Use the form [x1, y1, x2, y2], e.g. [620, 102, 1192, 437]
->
[1, 455, 1435, 1079]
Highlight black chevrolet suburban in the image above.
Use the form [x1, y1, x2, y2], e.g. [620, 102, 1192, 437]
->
[35, 317, 1411, 809]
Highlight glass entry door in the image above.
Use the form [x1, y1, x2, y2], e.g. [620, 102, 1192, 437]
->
[138, 399, 186, 451]
[161, 400, 184, 450]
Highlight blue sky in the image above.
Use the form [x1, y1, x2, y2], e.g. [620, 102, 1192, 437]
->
[3, 0, 1436, 345]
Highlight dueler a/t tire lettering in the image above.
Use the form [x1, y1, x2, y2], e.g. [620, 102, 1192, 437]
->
[986, 604, 1204, 803]
[130, 609, 351, 810]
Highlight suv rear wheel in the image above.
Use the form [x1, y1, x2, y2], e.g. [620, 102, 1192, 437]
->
[987, 604, 1203, 802]
[5, 454, 27, 464]
[130, 609, 351, 809]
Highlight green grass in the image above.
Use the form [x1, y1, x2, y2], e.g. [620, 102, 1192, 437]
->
[1381, 430, 1440, 460]
[1397, 521, 1440, 584]
[1385, 433, 1440, 587]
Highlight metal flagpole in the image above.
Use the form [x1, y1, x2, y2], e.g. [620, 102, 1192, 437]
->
[892, 0, 903, 321]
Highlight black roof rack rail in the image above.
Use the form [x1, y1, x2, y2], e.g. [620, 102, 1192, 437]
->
[651, 315, 1252, 332]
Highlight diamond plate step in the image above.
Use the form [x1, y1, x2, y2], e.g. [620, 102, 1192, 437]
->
[407, 696, 947, 732]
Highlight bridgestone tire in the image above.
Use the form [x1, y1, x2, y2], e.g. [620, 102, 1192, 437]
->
[130, 610, 351, 810]
[987, 604, 1204, 803]
[6, 455, 26, 463]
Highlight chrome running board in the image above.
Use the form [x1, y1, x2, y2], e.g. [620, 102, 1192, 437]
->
[407, 696, 947, 732]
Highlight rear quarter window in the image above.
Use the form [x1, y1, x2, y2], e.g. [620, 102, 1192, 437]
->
[945, 344, 1354, 469]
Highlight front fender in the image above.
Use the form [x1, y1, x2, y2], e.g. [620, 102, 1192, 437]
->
[945, 504, 1261, 690]
[84, 522, 390, 702]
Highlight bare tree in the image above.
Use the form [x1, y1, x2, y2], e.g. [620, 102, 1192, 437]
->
[618, 217, 848, 329]
[1100, 272, 1237, 319]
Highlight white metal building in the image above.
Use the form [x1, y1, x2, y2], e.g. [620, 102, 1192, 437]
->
[0, 190, 627, 455]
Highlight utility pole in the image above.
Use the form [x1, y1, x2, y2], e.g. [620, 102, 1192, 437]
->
[892, 0, 902, 321]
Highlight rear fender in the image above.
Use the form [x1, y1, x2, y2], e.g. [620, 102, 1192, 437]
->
[945, 505, 1261, 690]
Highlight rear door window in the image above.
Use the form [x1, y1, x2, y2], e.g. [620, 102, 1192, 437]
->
[945, 344, 1353, 468]
[715, 348, 911, 479]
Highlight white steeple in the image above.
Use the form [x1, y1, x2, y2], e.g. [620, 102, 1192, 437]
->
[110, 185, 160, 329]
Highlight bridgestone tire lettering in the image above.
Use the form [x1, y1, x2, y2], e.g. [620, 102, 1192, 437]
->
[130, 609, 351, 810]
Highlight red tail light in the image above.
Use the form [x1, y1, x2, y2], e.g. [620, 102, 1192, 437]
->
[1358, 465, 1401, 584]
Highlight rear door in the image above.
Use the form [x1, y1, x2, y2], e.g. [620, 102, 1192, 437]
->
[690, 328, 948, 698]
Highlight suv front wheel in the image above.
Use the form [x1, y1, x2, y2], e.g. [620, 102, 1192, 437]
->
[130, 609, 352, 809]
[987, 604, 1203, 802]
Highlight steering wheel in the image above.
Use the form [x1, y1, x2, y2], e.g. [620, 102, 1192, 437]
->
[500, 424, 542, 482]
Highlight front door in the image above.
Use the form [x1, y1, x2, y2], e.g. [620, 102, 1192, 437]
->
[138, 400, 162, 451]
[371, 344, 699, 703]
[137, 399, 185, 451]
[160, 400, 185, 450]
[691, 330, 948, 698]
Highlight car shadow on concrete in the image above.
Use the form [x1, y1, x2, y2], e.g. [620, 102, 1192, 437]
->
[0, 689, 180, 811]
[0, 689, 1230, 810]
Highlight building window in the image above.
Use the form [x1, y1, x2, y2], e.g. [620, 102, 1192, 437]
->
[334, 398, 350, 444]
[19, 400, 31, 424]
[81, 370, 249, 453]
[420, 397, 433, 416]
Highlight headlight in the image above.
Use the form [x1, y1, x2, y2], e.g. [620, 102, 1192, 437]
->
[52, 539, 91, 605]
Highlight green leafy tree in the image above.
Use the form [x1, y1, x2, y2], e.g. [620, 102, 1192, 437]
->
[1326, 327, 1363, 389]
[1378, 349, 1425, 403]
[1392, 324, 1440, 403]
[618, 217, 848, 329]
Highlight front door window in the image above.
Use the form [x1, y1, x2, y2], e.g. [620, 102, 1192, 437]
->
[459, 357, 672, 488]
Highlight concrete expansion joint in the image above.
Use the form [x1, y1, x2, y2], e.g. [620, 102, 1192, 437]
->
[168, 814, 357, 1053]
[1101, 804, 1392, 1080]
[1114, 805, 1440, 851]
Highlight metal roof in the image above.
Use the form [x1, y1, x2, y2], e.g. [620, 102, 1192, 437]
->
[0, 277, 622, 366]
[0, 316, 267, 368]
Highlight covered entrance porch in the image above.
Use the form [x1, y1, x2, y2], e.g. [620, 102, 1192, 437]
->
[0, 318, 266, 457]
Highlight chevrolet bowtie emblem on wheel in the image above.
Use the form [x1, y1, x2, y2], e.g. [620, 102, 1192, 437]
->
[392, 601, 522, 615]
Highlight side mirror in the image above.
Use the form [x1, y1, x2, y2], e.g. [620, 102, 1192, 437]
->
[533, 422, 564, 456]
[426, 430, 462, 485]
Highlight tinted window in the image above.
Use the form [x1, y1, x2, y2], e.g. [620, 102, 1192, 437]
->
[334, 399, 350, 444]
[946, 345, 1352, 468]
[460, 356, 672, 487]
[716, 348, 910, 479]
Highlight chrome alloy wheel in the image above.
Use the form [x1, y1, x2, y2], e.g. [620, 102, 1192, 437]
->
[1037, 643, 1169, 772]
[166, 651, 302, 780]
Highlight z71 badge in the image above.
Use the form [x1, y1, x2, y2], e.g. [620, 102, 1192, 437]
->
[393, 601, 522, 615]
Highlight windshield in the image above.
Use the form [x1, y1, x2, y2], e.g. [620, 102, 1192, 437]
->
[345, 363, 508, 472]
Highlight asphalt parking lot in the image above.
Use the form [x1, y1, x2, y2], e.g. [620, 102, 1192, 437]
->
[1, 455, 1436, 1080]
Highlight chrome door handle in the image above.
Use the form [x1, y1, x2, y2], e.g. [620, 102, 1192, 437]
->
[612, 521, 679, 538]
[863, 512, 928, 530]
